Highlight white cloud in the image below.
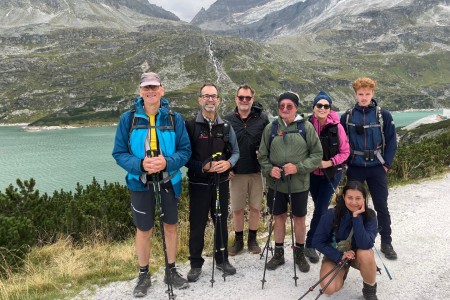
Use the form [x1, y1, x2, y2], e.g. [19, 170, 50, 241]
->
[148, 0, 216, 22]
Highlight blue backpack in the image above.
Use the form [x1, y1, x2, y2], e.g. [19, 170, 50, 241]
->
[269, 119, 306, 147]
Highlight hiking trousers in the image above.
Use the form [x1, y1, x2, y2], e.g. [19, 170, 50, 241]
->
[188, 179, 230, 268]
[306, 170, 343, 248]
[346, 165, 392, 244]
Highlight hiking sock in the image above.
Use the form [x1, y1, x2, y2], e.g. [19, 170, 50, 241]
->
[168, 262, 175, 269]
[235, 231, 244, 237]
[248, 229, 257, 236]
[139, 265, 149, 274]
[295, 243, 304, 248]
[275, 242, 284, 249]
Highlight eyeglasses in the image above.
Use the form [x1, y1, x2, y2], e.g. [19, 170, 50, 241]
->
[315, 103, 331, 109]
[237, 95, 253, 102]
[141, 85, 160, 91]
[200, 94, 218, 101]
[278, 104, 295, 111]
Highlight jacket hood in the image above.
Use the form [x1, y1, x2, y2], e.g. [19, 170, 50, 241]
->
[310, 109, 340, 127]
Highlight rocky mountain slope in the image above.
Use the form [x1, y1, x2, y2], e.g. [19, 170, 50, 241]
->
[0, 0, 448, 125]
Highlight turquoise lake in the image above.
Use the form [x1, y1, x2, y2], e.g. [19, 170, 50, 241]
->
[0, 109, 443, 194]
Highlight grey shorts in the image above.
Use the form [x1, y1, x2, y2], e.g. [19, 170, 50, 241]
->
[130, 183, 178, 231]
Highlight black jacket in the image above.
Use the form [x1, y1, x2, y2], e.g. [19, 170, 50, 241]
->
[224, 102, 269, 174]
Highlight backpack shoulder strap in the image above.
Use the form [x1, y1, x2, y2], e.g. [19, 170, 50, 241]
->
[128, 109, 136, 136]
[269, 119, 279, 148]
[377, 106, 386, 153]
[297, 119, 306, 142]
[222, 119, 231, 143]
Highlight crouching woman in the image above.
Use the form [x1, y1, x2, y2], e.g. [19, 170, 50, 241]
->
[312, 180, 379, 300]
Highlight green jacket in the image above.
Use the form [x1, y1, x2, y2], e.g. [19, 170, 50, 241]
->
[258, 115, 322, 193]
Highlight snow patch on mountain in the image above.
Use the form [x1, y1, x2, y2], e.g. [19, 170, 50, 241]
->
[232, 0, 305, 25]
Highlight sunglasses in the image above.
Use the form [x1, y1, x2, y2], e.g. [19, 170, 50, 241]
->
[237, 95, 253, 101]
[315, 103, 331, 109]
[278, 104, 295, 111]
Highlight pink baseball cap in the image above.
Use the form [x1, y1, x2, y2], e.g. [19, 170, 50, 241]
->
[140, 72, 161, 87]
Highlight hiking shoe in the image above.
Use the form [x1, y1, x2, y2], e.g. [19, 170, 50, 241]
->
[216, 261, 237, 275]
[294, 247, 310, 273]
[133, 272, 151, 297]
[229, 234, 244, 256]
[267, 247, 285, 270]
[362, 282, 378, 300]
[248, 233, 261, 254]
[164, 267, 189, 289]
[381, 243, 398, 260]
[187, 267, 202, 282]
[305, 247, 319, 264]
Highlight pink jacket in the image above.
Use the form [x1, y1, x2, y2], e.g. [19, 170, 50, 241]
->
[309, 110, 350, 176]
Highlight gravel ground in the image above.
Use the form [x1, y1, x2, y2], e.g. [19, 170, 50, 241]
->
[73, 173, 450, 300]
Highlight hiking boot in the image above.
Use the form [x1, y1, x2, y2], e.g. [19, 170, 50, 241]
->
[381, 243, 398, 260]
[229, 234, 244, 256]
[304, 247, 319, 264]
[248, 233, 261, 254]
[362, 282, 378, 300]
[216, 261, 236, 275]
[164, 267, 189, 289]
[187, 267, 202, 282]
[294, 247, 310, 273]
[133, 272, 151, 297]
[267, 247, 285, 270]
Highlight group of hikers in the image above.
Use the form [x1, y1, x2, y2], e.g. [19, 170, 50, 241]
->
[112, 72, 398, 300]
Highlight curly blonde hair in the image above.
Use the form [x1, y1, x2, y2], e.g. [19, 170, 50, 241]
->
[352, 77, 377, 93]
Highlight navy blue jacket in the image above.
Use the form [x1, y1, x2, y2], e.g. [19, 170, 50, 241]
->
[312, 208, 378, 263]
[340, 100, 397, 168]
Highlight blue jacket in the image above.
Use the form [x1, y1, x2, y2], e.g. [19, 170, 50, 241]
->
[340, 100, 397, 168]
[312, 208, 378, 263]
[112, 97, 191, 197]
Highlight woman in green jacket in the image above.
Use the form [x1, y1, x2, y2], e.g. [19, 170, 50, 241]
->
[258, 91, 322, 274]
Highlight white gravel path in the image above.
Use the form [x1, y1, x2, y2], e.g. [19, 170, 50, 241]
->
[74, 173, 450, 300]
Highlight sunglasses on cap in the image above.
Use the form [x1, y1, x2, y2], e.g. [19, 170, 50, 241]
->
[278, 103, 296, 111]
[315, 103, 331, 109]
[237, 95, 253, 101]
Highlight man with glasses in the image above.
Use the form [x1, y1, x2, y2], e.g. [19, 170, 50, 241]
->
[112, 72, 191, 297]
[184, 83, 240, 282]
[224, 85, 269, 256]
[340, 77, 398, 260]
[258, 91, 322, 274]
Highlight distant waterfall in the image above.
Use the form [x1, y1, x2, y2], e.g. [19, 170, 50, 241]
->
[207, 40, 222, 85]
[206, 39, 236, 112]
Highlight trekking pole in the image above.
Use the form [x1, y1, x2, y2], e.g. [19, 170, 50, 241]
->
[314, 258, 349, 300]
[147, 152, 176, 300]
[298, 259, 344, 300]
[374, 246, 393, 280]
[286, 174, 299, 286]
[261, 178, 278, 289]
[260, 178, 278, 260]
[210, 152, 227, 287]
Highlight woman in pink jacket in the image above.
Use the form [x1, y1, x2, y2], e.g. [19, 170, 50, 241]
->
[304, 91, 350, 264]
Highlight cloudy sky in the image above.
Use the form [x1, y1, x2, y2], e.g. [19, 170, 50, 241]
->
[148, 0, 216, 22]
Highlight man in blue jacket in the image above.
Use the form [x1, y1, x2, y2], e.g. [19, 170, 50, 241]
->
[340, 77, 398, 260]
[112, 72, 192, 297]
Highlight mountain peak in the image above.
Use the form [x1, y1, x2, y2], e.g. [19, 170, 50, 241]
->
[0, 0, 180, 34]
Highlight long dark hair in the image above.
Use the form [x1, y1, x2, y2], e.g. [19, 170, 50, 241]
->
[332, 180, 376, 233]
